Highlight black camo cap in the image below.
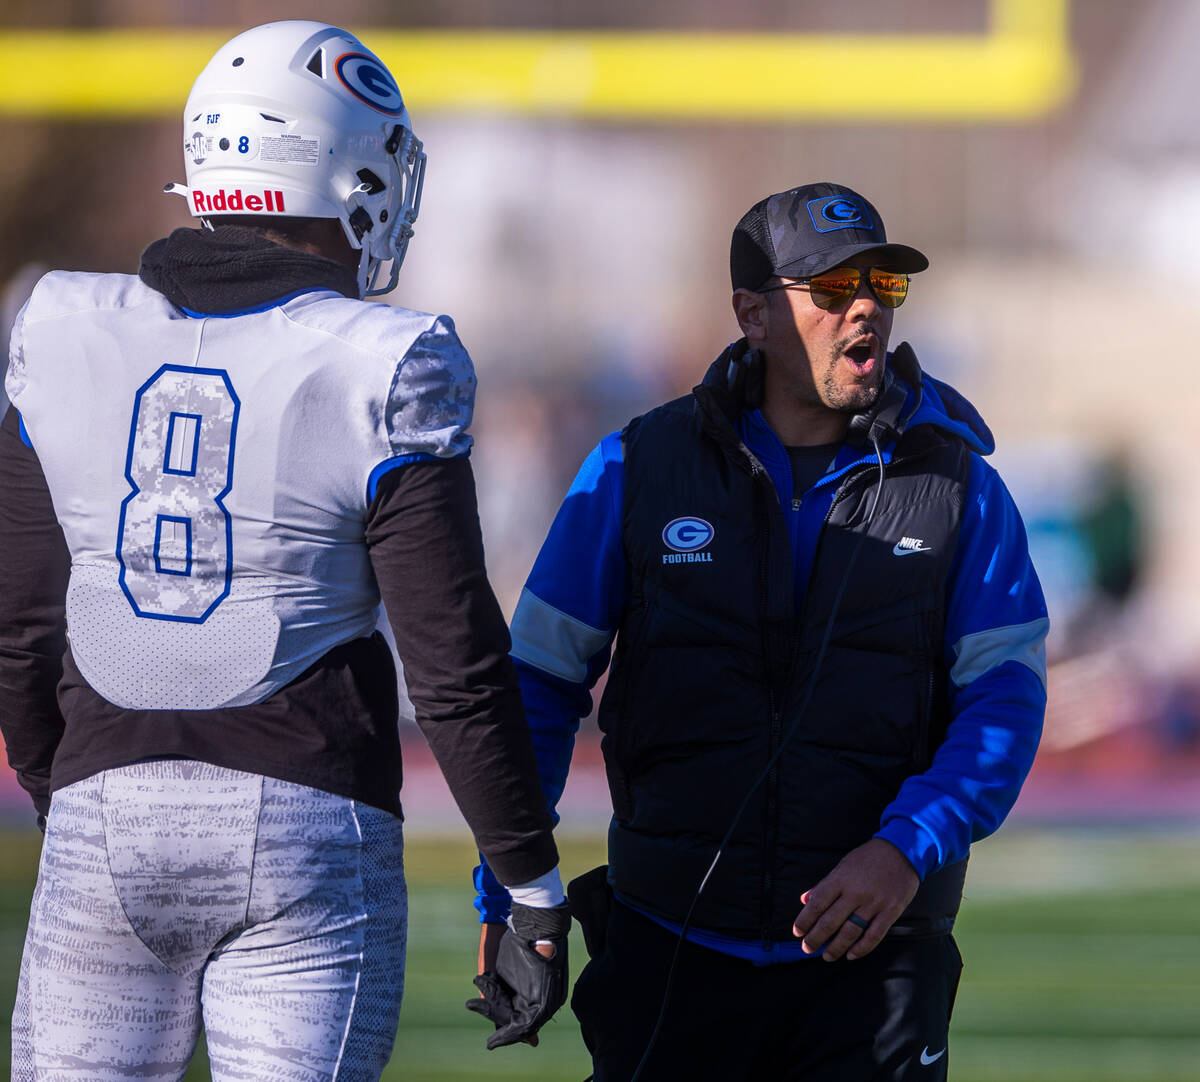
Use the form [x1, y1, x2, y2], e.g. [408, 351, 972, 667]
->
[730, 181, 928, 291]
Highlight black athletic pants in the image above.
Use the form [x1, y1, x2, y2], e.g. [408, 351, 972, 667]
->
[571, 900, 962, 1082]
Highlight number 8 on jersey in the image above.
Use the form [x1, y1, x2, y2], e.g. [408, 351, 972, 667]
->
[117, 365, 240, 623]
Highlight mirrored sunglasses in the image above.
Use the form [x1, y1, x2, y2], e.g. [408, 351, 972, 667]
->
[760, 267, 910, 310]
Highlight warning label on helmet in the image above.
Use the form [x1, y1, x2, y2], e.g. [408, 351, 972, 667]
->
[260, 134, 321, 166]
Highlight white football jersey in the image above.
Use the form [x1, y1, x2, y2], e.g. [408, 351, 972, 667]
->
[6, 271, 474, 710]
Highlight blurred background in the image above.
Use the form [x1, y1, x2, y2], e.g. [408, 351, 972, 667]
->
[1, 1, 1199, 1079]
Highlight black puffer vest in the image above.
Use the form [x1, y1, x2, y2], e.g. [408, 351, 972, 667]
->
[598, 345, 971, 944]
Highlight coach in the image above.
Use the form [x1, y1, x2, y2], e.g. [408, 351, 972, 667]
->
[473, 182, 1049, 1080]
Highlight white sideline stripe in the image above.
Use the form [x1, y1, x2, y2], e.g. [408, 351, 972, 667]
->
[510, 588, 609, 684]
[951, 617, 1049, 690]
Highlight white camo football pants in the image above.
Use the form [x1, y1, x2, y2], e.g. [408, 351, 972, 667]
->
[10, 761, 407, 1081]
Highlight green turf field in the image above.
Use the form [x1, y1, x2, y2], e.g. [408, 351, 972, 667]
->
[2, 826, 1198, 1081]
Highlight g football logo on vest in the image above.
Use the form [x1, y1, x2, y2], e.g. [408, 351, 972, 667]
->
[662, 517, 714, 564]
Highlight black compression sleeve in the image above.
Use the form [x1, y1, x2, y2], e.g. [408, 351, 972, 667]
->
[365, 456, 557, 886]
[0, 407, 70, 816]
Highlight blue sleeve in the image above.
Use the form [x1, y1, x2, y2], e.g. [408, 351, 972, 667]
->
[876, 454, 1048, 879]
[474, 431, 627, 923]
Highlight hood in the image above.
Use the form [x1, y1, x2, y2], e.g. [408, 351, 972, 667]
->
[139, 226, 359, 316]
[889, 341, 994, 456]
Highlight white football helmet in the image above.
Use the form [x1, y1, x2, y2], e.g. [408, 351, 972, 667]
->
[166, 21, 425, 297]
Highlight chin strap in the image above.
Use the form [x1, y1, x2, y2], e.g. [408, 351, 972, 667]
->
[356, 246, 374, 298]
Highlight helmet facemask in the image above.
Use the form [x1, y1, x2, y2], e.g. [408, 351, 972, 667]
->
[346, 121, 426, 297]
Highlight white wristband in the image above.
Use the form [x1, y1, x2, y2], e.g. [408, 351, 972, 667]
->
[505, 866, 566, 909]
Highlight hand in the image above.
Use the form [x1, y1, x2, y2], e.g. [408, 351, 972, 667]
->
[466, 902, 571, 1050]
[478, 921, 506, 977]
[791, 838, 919, 962]
[472, 922, 545, 1047]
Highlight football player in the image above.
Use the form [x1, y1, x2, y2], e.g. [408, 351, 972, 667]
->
[0, 21, 568, 1081]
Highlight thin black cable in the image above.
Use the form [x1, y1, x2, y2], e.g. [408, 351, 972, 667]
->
[621, 439, 889, 1082]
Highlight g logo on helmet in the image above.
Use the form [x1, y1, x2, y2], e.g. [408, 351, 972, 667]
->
[823, 199, 863, 225]
[335, 53, 406, 116]
[662, 517, 715, 553]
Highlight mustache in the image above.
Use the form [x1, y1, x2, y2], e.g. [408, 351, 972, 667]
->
[835, 326, 882, 353]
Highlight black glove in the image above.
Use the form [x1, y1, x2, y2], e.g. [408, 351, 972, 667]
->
[466, 901, 571, 1050]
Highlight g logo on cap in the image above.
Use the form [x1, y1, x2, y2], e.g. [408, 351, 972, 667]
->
[807, 195, 873, 234]
[823, 199, 862, 224]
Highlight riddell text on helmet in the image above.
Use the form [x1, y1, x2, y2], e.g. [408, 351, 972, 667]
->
[191, 188, 286, 213]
